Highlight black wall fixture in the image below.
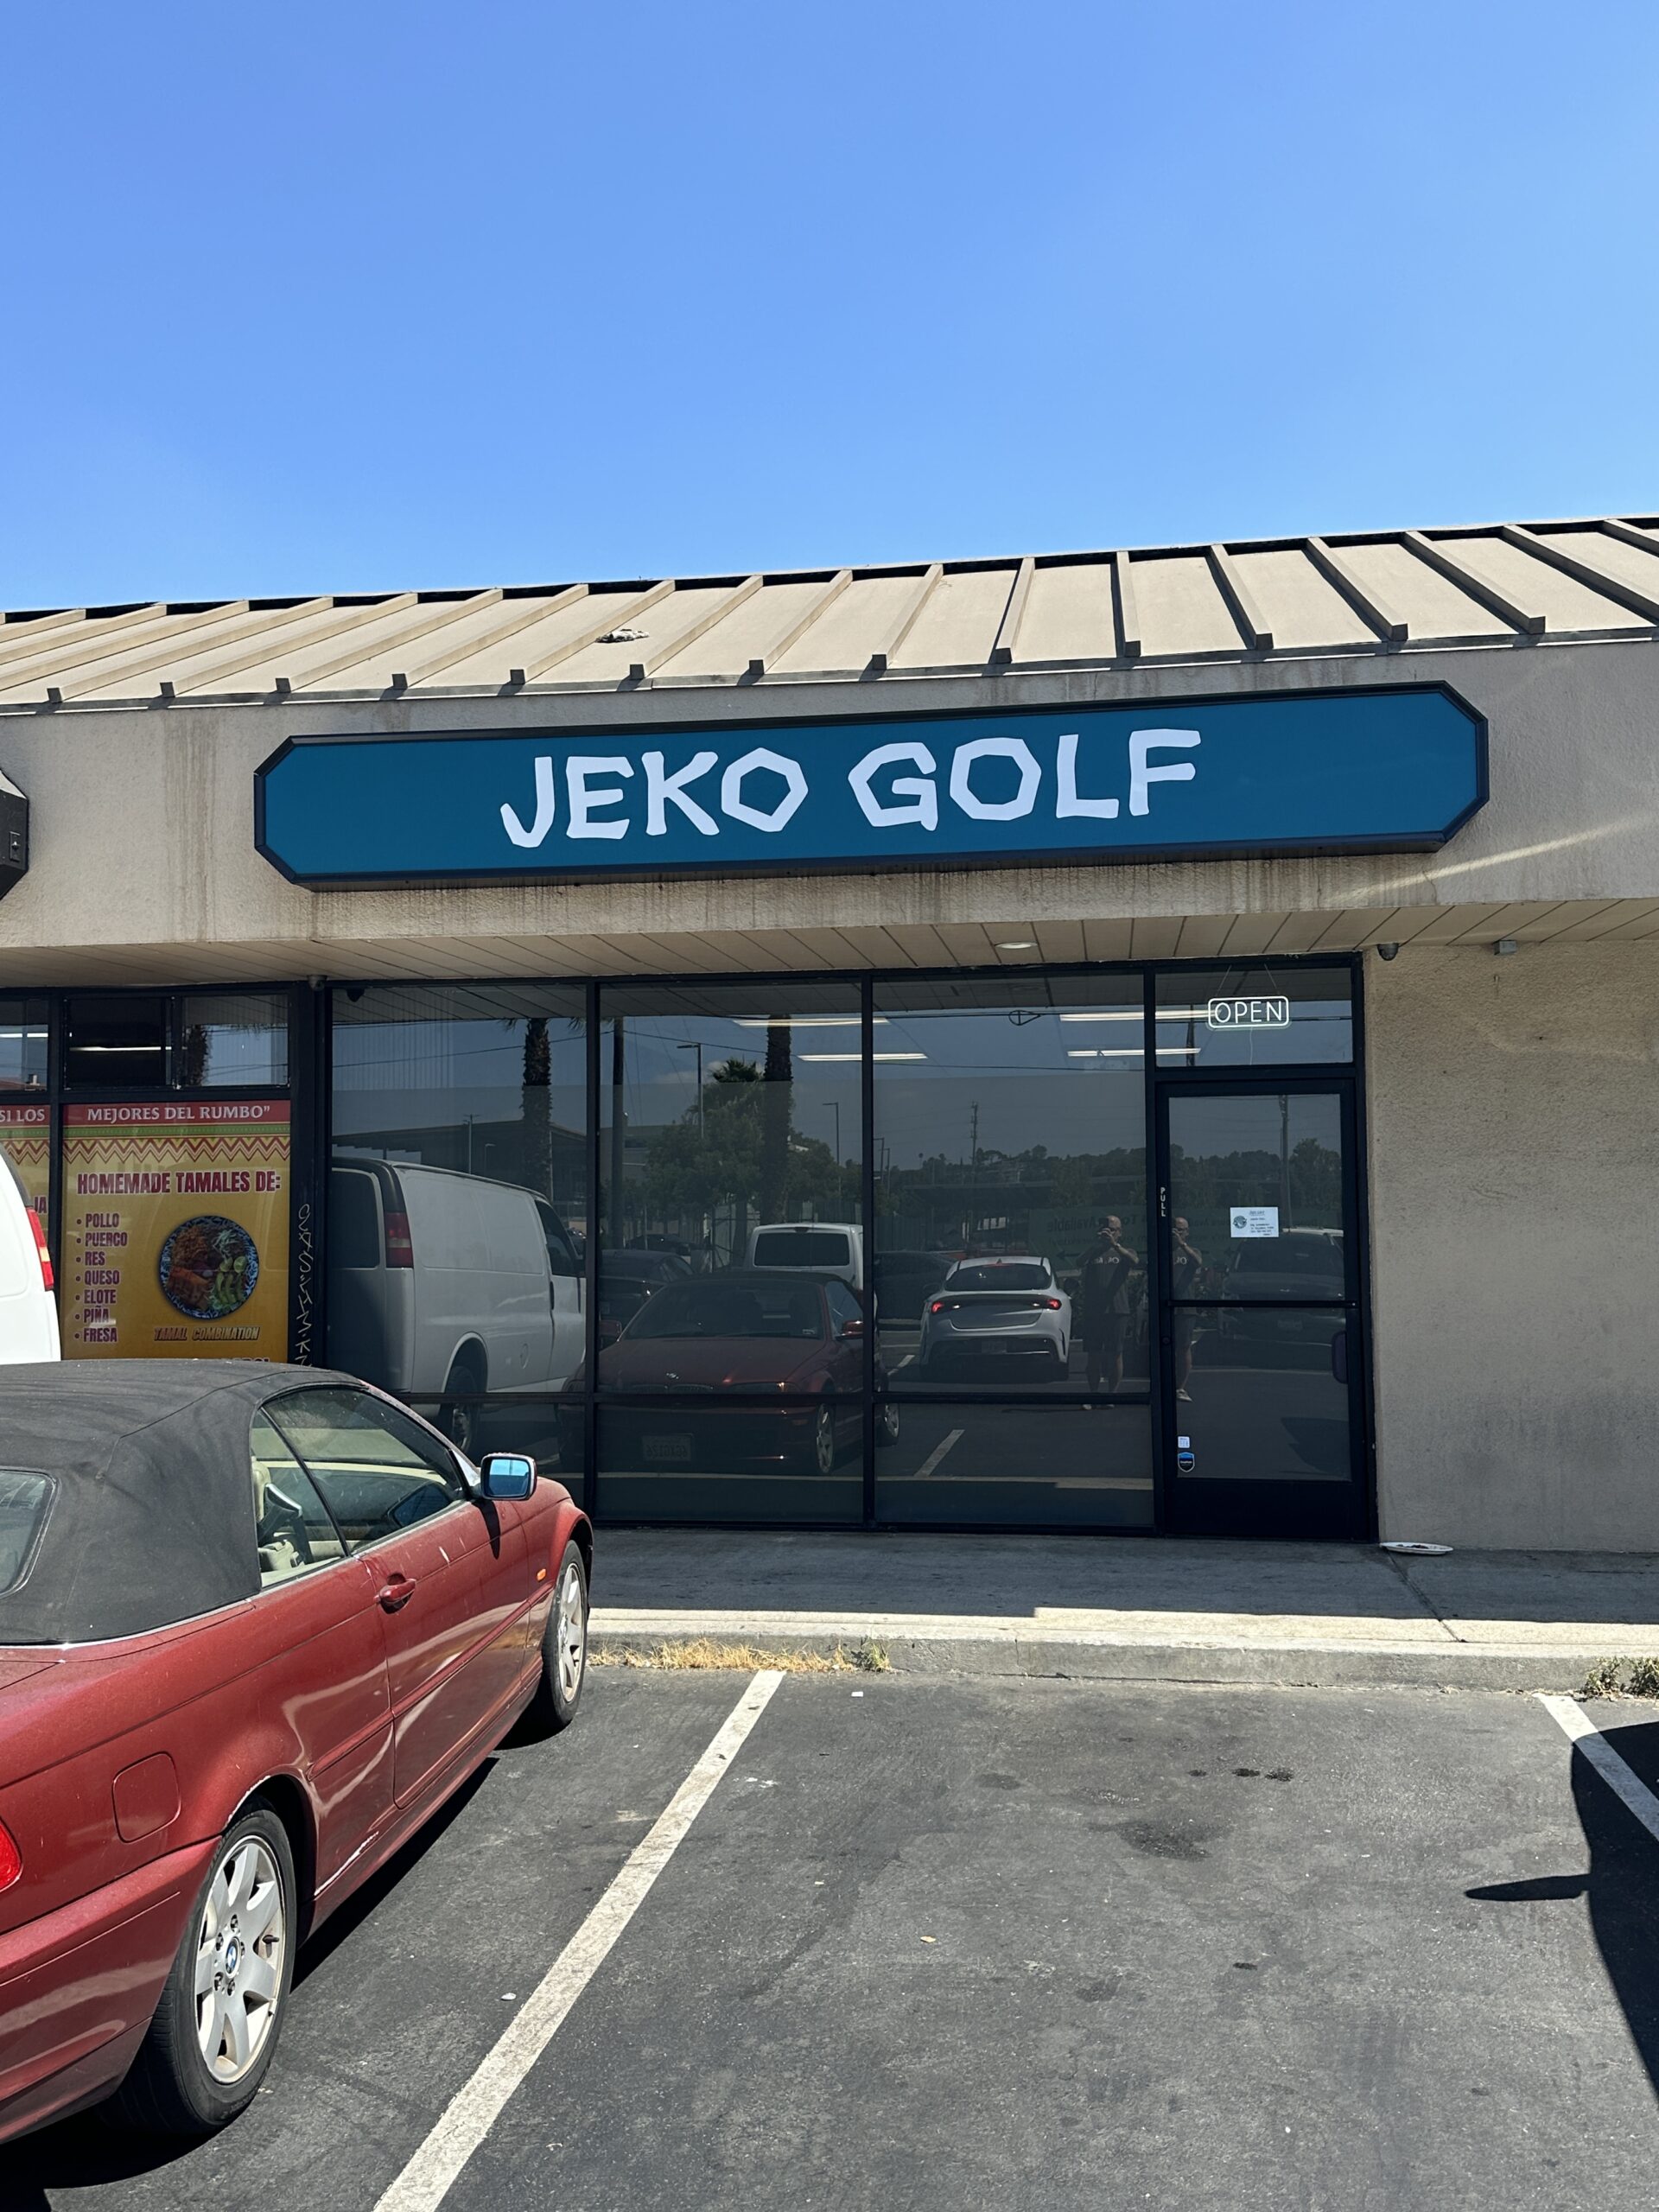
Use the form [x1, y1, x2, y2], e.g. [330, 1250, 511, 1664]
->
[0, 769, 28, 899]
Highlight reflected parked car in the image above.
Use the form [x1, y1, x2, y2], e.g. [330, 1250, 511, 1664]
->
[1217, 1229, 1345, 1360]
[599, 1248, 692, 1329]
[564, 1270, 898, 1476]
[918, 1255, 1071, 1378]
[0, 1363, 592, 2145]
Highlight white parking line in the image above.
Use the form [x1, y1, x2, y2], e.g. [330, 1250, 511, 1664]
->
[1536, 1693, 1659, 1845]
[375, 1669, 785, 2212]
[912, 1427, 964, 1480]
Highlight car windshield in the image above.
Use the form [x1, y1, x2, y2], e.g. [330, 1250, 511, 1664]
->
[949, 1262, 1051, 1292]
[627, 1281, 823, 1340]
[0, 1470, 52, 1597]
[752, 1230, 849, 1268]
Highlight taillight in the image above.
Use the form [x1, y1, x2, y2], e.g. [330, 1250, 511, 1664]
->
[0, 1817, 21, 1891]
[1041, 1297, 1062, 1310]
[929, 1300, 944, 1314]
[27, 1205, 52, 1292]
[383, 1210, 414, 1268]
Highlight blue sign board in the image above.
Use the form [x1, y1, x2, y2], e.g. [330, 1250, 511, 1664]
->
[255, 686, 1486, 887]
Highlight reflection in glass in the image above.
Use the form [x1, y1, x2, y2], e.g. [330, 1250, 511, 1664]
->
[873, 977, 1147, 1396]
[596, 984, 861, 1403]
[1154, 964, 1352, 1069]
[179, 992, 289, 1087]
[408, 1398, 585, 1507]
[64, 995, 167, 1088]
[874, 1402, 1153, 1527]
[0, 1000, 48, 1094]
[1165, 1092, 1347, 1299]
[1173, 1310, 1351, 1484]
[327, 986, 588, 1452]
[596, 1400, 862, 1523]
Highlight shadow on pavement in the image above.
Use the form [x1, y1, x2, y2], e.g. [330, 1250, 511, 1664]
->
[1467, 1719, 1659, 2096]
[6, 1757, 499, 2202]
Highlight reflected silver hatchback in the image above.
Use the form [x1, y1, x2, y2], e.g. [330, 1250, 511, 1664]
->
[917, 1255, 1070, 1377]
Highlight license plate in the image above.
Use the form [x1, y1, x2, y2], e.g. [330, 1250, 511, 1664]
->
[643, 1433, 693, 1463]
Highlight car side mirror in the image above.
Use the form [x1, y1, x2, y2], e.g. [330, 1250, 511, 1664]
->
[598, 1316, 624, 1347]
[840, 1316, 864, 1338]
[1330, 1328, 1348, 1386]
[479, 1452, 536, 1502]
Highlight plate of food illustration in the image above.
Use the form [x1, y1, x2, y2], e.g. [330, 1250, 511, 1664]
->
[158, 1216, 260, 1319]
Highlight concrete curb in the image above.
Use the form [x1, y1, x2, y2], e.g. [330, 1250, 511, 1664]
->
[588, 1623, 1606, 1694]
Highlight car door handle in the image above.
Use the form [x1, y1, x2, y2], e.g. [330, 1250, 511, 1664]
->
[378, 1572, 417, 1612]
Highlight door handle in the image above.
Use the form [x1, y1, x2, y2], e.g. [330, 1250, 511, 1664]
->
[378, 1572, 417, 1612]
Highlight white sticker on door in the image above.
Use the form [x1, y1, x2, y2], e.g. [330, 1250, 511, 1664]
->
[1230, 1205, 1280, 1238]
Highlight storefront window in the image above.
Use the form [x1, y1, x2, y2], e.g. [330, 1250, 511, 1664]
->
[594, 981, 862, 1521]
[872, 976, 1150, 1401]
[0, 1001, 50, 1231]
[327, 984, 588, 1495]
[179, 992, 289, 1087]
[874, 1402, 1154, 1528]
[0, 1000, 48, 1094]
[64, 995, 168, 1088]
[1154, 965, 1352, 1068]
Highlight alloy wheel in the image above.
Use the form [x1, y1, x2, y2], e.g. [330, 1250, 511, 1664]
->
[194, 1838, 286, 2084]
[555, 1557, 587, 1702]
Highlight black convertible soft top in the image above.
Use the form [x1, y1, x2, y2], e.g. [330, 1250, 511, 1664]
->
[0, 1361, 358, 1645]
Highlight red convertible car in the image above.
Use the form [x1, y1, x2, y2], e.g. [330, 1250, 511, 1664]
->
[0, 1361, 591, 2144]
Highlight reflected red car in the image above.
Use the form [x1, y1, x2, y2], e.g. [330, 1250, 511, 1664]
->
[566, 1270, 898, 1478]
[0, 1362, 591, 2144]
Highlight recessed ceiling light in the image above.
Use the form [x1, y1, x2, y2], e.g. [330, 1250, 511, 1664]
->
[996, 939, 1036, 951]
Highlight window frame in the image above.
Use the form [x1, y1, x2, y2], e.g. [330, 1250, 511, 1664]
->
[263, 1383, 474, 1556]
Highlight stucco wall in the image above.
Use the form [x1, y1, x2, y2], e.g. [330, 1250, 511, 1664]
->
[0, 634, 1655, 982]
[1368, 940, 1659, 1549]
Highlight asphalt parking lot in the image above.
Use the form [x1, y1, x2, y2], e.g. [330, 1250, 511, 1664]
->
[11, 1672, 1659, 2211]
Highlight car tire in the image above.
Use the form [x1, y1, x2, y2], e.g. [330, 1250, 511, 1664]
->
[876, 1399, 900, 1447]
[116, 1804, 296, 2138]
[524, 1540, 588, 1733]
[439, 1347, 486, 1458]
[794, 1402, 838, 1476]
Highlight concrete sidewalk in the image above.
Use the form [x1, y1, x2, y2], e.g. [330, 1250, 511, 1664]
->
[588, 1529, 1659, 1691]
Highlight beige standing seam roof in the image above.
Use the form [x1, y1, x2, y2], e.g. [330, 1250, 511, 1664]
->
[3, 514, 1659, 709]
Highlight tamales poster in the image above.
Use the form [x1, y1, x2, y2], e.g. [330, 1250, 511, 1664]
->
[62, 1102, 289, 1359]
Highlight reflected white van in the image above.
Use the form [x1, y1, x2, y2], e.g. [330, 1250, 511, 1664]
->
[0, 1158, 59, 1362]
[743, 1222, 864, 1290]
[327, 1159, 582, 1451]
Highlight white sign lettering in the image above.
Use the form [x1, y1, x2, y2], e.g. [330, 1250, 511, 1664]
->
[1230, 1205, 1280, 1238]
[720, 747, 808, 833]
[849, 741, 939, 830]
[497, 723, 1206, 853]
[1207, 996, 1291, 1028]
[567, 756, 634, 840]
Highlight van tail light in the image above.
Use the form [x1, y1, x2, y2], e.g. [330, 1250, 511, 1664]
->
[0, 1817, 21, 1892]
[26, 1205, 53, 1292]
[383, 1211, 414, 1268]
[1040, 1297, 1062, 1310]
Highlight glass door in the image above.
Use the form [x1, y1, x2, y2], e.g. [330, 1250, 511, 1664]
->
[1157, 1080, 1366, 1538]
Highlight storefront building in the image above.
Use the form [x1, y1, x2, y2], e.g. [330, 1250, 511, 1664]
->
[0, 515, 1655, 1548]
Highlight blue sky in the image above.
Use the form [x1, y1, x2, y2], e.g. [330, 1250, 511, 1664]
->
[3, 1, 1656, 605]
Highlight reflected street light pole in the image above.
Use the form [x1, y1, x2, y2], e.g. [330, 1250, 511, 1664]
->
[822, 1100, 841, 1163]
[676, 1040, 705, 1132]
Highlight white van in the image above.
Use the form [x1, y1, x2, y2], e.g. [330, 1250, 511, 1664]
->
[743, 1222, 864, 1290]
[327, 1159, 582, 1448]
[0, 1157, 59, 1362]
